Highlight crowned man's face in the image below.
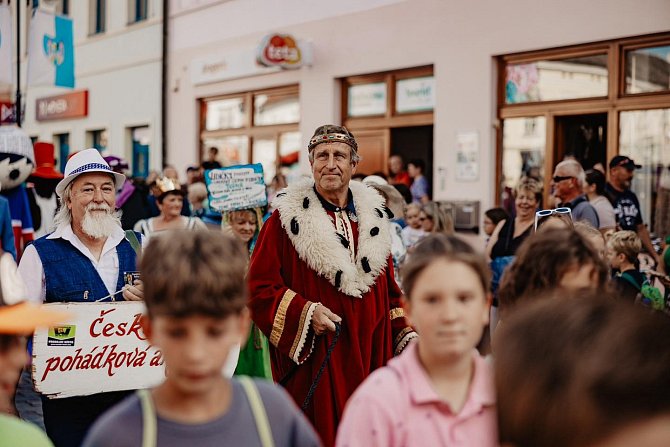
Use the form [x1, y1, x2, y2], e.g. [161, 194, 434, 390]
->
[310, 142, 357, 198]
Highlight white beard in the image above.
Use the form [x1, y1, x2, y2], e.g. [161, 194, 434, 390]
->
[80, 204, 121, 239]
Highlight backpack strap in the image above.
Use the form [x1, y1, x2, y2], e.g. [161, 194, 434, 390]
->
[239, 377, 275, 447]
[125, 230, 142, 258]
[619, 271, 642, 291]
[137, 389, 157, 447]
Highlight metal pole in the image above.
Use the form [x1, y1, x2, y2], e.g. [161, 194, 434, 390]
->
[15, 0, 21, 126]
[161, 0, 168, 167]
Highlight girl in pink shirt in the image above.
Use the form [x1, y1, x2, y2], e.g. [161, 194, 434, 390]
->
[336, 234, 498, 447]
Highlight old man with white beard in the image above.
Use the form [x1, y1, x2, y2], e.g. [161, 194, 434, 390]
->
[18, 148, 144, 447]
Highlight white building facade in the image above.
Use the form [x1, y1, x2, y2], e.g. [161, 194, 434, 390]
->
[17, 0, 163, 177]
[168, 0, 670, 233]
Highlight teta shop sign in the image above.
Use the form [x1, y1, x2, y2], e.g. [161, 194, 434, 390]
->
[257, 34, 303, 69]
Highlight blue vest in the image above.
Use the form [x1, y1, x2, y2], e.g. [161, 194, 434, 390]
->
[32, 233, 139, 303]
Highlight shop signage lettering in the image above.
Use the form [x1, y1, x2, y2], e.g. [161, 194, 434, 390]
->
[348, 82, 387, 117]
[191, 41, 312, 86]
[257, 34, 302, 69]
[396, 76, 435, 113]
[33, 302, 165, 398]
[36, 90, 88, 121]
[205, 163, 267, 212]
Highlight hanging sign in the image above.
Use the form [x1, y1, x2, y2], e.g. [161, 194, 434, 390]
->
[204, 163, 267, 212]
[0, 101, 15, 124]
[32, 302, 165, 398]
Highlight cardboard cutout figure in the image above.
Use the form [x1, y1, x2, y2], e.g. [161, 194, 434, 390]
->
[0, 126, 35, 259]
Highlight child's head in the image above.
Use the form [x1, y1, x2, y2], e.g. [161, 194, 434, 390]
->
[420, 202, 455, 235]
[606, 230, 641, 269]
[142, 230, 248, 318]
[573, 221, 606, 259]
[401, 234, 490, 361]
[140, 231, 249, 391]
[483, 207, 508, 236]
[498, 228, 608, 317]
[405, 203, 422, 229]
[495, 294, 670, 447]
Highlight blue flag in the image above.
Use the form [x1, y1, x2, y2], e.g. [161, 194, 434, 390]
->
[27, 10, 75, 88]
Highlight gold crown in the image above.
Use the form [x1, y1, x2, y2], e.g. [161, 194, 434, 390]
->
[155, 176, 180, 194]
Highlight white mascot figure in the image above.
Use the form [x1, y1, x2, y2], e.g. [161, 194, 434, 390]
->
[0, 126, 35, 259]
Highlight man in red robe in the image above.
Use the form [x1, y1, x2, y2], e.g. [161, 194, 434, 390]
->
[248, 125, 417, 446]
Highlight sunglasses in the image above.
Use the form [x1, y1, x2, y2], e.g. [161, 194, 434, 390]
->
[534, 207, 573, 230]
[552, 175, 574, 183]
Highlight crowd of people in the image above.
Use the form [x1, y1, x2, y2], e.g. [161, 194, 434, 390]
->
[0, 124, 668, 447]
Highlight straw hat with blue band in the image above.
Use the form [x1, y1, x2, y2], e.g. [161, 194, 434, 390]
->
[55, 148, 126, 197]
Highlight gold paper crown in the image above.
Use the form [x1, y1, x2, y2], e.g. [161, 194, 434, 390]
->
[155, 176, 180, 194]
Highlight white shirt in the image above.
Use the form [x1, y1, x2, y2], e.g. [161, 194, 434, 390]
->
[18, 223, 140, 304]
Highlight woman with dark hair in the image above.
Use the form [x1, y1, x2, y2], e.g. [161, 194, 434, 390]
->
[483, 207, 509, 237]
[497, 228, 609, 318]
[584, 169, 615, 233]
[407, 159, 430, 204]
[496, 295, 670, 447]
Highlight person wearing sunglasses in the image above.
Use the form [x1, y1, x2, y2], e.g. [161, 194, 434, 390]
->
[605, 155, 660, 266]
[551, 160, 599, 229]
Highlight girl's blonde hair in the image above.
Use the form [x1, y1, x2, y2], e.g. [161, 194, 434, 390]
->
[421, 202, 455, 235]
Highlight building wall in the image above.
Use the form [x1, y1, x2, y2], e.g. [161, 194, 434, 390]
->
[20, 0, 163, 171]
[168, 0, 670, 209]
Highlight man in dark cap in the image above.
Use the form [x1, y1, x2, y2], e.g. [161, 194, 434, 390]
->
[605, 155, 659, 265]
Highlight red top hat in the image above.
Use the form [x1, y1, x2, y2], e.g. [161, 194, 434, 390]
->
[32, 142, 64, 179]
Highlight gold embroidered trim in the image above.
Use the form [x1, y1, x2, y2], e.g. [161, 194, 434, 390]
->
[389, 307, 405, 320]
[290, 301, 316, 362]
[394, 328, 418, 356]
[270, 289, 296, 347]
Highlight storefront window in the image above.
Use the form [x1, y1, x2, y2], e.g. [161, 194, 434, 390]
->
[501, 117, 546, 197]
[252, 138, 277, 183]
[279, 131, 301, 183]
[505, 54, 608, 104]
[205, 97, 246, 130]
[202, 135, 248, 166]
[200, 86, 299, 184]
[253, 91, 300, 126]
[625, 45, 670, 94]
[619, 108, 670, 236]
[347, 82, 387, 117]
[395, 76, 435, 113]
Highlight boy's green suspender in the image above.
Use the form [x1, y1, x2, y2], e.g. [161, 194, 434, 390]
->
[137, 377, 275, 447]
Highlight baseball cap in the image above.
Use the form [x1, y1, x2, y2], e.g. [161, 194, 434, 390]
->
[609, 155, 641, 171]
[0, 253, 69, 334]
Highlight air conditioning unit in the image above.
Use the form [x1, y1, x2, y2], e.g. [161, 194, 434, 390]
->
[441, 200, 480, 232]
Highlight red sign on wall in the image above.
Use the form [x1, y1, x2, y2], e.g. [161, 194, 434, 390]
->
[257, 34, 302, 69]
[36, 90, 88, 121]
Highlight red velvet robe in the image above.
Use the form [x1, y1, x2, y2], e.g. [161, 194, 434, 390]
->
[248, 180, 416, 447]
